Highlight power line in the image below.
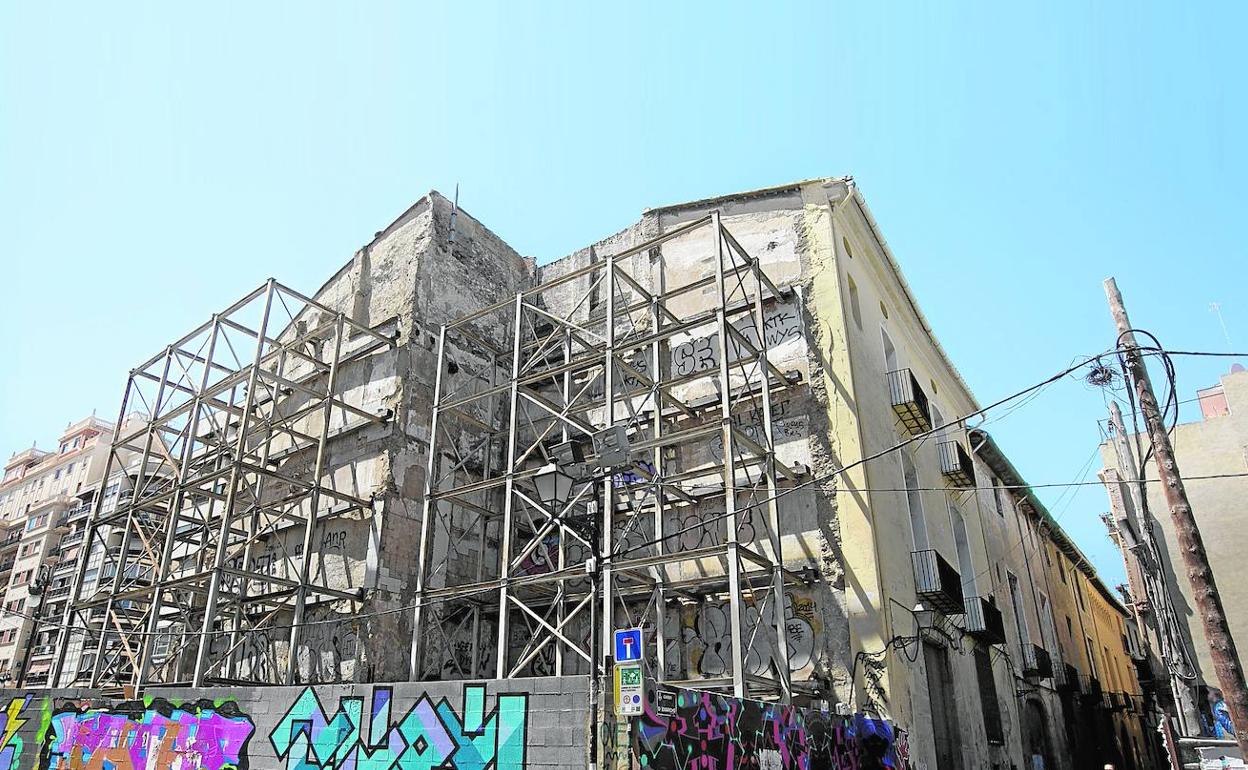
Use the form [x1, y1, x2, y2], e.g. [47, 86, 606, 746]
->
[26, 348, 1243, 650]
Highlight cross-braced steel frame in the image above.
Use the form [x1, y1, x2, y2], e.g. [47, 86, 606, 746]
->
[52, 279, 396, 689]
[410, 213, 806, 700]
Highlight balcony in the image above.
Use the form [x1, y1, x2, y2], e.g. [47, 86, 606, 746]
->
[1056, 663, 1081, 694]
[938, 441, 977, 488]
[911, 549, 965, 615]
[0, 533, 19, 548]
[30, 644, 55, 659]
[1079, 674, 1103, 703]
[1022, 644, 1053, 679]
[962, 596, 1006, 644]
[47, 585, 71, 600]
[1104, 691, 1127, 712]
[887, 369, 933, 436]
[60, 530, 85, 547]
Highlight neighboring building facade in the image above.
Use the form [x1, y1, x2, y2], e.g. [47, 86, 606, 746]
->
[0, 415, 116, 685]
[1100, 365, 1248, 742]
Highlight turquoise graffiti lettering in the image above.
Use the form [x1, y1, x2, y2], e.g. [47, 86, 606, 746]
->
[270, 686, 528, 770]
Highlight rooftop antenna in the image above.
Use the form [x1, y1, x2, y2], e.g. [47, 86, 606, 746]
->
[1210, 302, 1234, 352]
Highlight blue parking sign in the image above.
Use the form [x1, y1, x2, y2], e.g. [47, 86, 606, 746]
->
[613, 628, 643, 663]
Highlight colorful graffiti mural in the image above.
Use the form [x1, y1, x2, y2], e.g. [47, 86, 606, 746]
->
[42, 699, 254, 770]
[632, 688, 906, 770]
[0, 696, 32, 770]
[270, 685, 528, 770]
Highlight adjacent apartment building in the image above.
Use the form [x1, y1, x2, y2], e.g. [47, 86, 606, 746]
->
[0, 415, 116, 686]
[35, 177, 1159, 770]
[1100, 365, 1248, 742]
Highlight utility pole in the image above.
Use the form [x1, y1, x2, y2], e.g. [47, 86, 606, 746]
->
[1105, 277, 1248, 759]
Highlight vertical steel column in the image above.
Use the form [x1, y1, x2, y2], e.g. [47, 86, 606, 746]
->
[751, 249, 791, 698]
[91, 338, 188, 687]
[555, 330, 572, 676]
[711, 211, 747, 698]
[495, 295, 525, 678]
[51, 359, 140, 687]
[600, 255, 617, 662]
[136, 325, 229, 687]
[191, 280, 276, 687]
[285, 314, 346, 685]
[650, 253, 668, 681]
[410, 324, 448, 679]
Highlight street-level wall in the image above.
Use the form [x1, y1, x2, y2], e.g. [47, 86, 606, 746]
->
[0, 675, 587, 770]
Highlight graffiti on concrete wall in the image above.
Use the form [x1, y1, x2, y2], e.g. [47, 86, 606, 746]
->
[680, 590, 821, 681]
[633, 688, 906, 770]
[43, 698, 255, 770]
[671, 303, 804, 378]
[270, 685, 528, 770]
[0, 696, 32, 770]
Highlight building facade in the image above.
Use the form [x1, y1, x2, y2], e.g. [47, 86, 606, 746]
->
[0, 415, 116, 685]
[21, 177, 1158, 770]
[1100, 366, 1248, 743]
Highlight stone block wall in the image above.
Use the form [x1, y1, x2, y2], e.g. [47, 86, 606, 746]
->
[0, 675, 588, 770]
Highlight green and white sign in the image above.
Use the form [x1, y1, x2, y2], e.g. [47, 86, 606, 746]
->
[614, 662, 644, 716]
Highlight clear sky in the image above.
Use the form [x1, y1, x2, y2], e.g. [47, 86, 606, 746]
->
[2, 2, 1245, 587]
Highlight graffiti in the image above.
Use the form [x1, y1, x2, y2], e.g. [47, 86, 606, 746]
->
[671, 303, 803, 378]
[682, 592, 817, 679]
[43, 699, 254, 770]
[0, 696, 31, 770]
[270, 685, 528, 770]
[633, 688, 905, 770]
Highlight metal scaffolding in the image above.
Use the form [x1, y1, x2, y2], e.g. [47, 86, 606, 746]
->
[53, 279, 397, 688]
[410, 213, 807, 700]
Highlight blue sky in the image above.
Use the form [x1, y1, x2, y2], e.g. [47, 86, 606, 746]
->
[2, 2, 1244, 587]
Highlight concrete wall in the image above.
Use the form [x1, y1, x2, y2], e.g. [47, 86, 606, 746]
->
[0, 675, 587, 770]
[623, 681, 909, 770]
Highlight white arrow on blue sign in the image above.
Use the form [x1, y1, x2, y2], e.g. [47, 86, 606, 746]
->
[613, 627, 643, 663]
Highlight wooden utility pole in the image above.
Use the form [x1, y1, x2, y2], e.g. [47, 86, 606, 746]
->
[1105, 277, 1248, 759]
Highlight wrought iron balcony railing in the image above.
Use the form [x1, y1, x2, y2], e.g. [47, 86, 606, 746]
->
[911, 549, 964, 615]
[1022, 644, 1053, 679]
[963, 596, 1006, 644]
[887, 369, 933, 436]
[938, 440, 977, 488]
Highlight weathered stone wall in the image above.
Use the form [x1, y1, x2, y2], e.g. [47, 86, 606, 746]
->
[0, 675, 587, 770]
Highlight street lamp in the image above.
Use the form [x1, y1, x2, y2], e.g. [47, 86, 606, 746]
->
[533, 462, 577, 510]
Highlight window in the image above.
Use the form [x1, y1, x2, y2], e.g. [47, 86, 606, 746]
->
[1059, 557, 1068, 584]
[71, 437, 80, 449]
[847, 274, 863, 329]
[1085, 637, 1099, 677]
[991, 477, 1005, 517]
[949, 501, 977, 597]
[900, 452, 928, 550]
[1076, 583, 1086, 611]
[59, 443, 68, 454]
[1008, 571, 1031, 647]
[974, 647, 1005, 744]
[842, 236, 854, 259]
[882, 328, 898, 372]
[1066, 615, 1074, 641]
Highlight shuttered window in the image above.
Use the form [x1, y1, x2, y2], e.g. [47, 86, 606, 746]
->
[974, 647, 1005, 744]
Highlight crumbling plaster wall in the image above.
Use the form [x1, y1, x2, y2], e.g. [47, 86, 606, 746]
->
[531, 191, 852, 699]
[280, 193, 530, 683]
